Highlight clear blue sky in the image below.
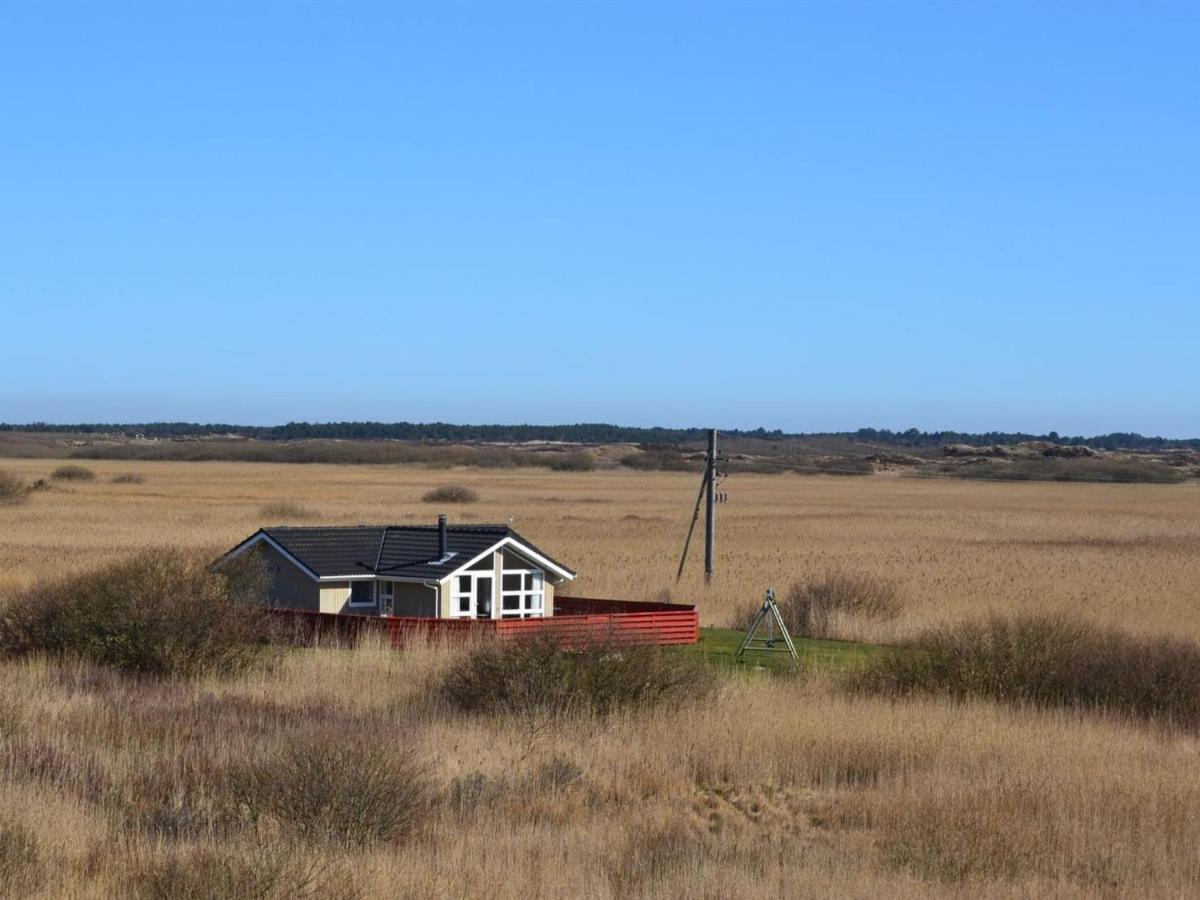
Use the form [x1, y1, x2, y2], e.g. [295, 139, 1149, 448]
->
[2, 1, 1197, 436]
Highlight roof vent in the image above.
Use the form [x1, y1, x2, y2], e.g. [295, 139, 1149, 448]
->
[438, 514, 447, 560]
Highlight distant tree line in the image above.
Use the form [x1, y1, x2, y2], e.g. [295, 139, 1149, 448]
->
[2, 421, 1197, 451]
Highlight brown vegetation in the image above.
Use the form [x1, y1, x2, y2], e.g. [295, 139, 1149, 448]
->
[0, 549, 271, 677]
[110, 471, 145, 484]
[422, 484, 479, 504]
[0, 471, 27, 506]
[1, 457, 1200, 894]
[441, 637, 716, 717]
[736, 570, 902, 638]
[855, 613, 1200, 727]
[259, 500, 317, 520]
[50, 464, 95, 481]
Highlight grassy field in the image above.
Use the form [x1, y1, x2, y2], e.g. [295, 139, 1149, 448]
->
[2, 457, 1200, 897]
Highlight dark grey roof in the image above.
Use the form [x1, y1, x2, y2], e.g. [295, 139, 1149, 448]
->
[238, 524, 575, 581]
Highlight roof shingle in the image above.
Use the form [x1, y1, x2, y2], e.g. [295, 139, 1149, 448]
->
[247, 524, 574, 580]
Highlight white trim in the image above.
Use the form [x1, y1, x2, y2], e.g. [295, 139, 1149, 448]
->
[221, 532, 321, 581]
[450, 537, 575, 582]
[223, 531, 574, 584]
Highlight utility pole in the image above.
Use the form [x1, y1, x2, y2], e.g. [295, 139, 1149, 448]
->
[704, 429, 716, 583]
[676, 428, 724, 585]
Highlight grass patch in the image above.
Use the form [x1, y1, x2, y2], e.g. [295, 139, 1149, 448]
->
[0, 548, 273, 678]
[853, 613, 1200, 727]
[422, 484, 479, 504]
[0, 471, 28, 506]
[690, 627, 888, 673]
[110, 472, 145, 484]
[51, 464, 96, 481]
[259, 500, 316, 520]
[442, 637, 716, 716]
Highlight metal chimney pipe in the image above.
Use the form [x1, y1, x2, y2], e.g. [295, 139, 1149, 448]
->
[437, 514, 447, 559]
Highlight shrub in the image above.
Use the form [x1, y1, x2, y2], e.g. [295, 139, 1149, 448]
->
[852, 613, 1200, 727]
[422, 485, 479, 504]
[737, 571, 901, 638]
[233, 737, 431, 846]
[0, 548, 273, 677]
[258, 500, 316, 520]
[441, 637, 716, 717]
[110, 472, 145, 484]
[0, 471, 27, 506]
[129, 843, 359, 900]
[546, 451, 595, 472]
[946, 458, 1187, 484]
[0, 822, 42, 896]
[50, 464, 96, 481]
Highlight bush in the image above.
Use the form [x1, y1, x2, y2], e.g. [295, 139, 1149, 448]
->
[422, 485, 479, 504]
[51, 464, 96, 481]
[110, 472, 145, 484]
[946, 458, 1187, 484]
[853, 613, 1200, 728]
[0, 471, 27, 506]
[259, 500, 316, 520]
[0, 549, 273, 678]
[546, 451, 595, 472]
[233, 737, 431, 845]
[441, 637, 716, 717]
[129, 843, 359, 900]
[737, 571, 901, 638]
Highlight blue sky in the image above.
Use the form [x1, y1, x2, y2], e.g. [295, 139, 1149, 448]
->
[2, 1, 1197, 435]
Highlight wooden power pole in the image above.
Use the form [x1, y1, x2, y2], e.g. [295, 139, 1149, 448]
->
[704, 428, 716, 584]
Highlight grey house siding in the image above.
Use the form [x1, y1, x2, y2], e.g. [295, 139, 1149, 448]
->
[260, 543, 320, 611]
[391, 582, 438, 617]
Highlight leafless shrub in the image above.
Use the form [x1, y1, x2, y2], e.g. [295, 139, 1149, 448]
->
[853, 613, 1200, 728]
[0, 471, 27, 506]
[0, 822, 42, 896]
[258, 500, 316, 520]
[51, 464, 96, 481]
[0, 549, 273, 677]
[128, 843, 360, 900]
[110, 472, 145, 484]
[422, 484, 478, 504]
[442, 636, 716, 717]
[232, 736, 432, 846]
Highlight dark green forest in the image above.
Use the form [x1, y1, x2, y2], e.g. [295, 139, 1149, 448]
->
[3, 421, 1197, 451]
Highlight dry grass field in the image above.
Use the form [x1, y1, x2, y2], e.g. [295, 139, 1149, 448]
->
[3, 458, 1200, 898]
[1, 457, 1198, 639]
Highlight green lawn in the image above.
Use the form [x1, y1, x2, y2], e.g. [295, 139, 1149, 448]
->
[681, 626, 890, 673]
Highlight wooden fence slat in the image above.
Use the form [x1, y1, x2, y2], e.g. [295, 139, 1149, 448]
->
[266, 598, 699, 650]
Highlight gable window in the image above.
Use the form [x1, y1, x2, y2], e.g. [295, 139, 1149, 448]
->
[348, 580, 375, 608]
[500, 569, 544, 619]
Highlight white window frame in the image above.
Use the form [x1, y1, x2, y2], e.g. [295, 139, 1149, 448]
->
[499, 568, 544, 619]
[450, 572, 494, 619]
[347, 579, 377, 608]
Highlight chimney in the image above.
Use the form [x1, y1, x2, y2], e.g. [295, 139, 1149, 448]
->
[437, 514, 447, 559]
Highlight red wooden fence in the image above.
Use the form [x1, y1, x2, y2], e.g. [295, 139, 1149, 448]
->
[266, 596, 699, 649]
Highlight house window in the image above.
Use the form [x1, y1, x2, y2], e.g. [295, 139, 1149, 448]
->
[348, 580, 375, 608]
[499, 569, 544, 619]
[451, 573, 494, 619]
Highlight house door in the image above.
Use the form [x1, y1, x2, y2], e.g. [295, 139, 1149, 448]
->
[474, 576, 493, 620]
